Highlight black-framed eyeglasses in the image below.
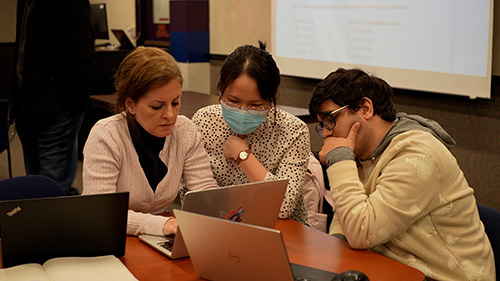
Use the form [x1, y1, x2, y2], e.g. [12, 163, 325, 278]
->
[315, 105, 349, 137]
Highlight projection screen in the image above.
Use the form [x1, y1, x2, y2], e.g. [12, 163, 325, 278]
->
[272, 0, 494, 99]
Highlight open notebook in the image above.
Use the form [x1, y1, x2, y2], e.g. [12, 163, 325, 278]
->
[0, 192, 129, 268]
[174, 210, 338, 281]
[0, 255, 137, 281]
[139, 179, 288, 259]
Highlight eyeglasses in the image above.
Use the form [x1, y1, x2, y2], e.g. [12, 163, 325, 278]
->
[315, 105, 349, 137]
[220, 99, 270, 112]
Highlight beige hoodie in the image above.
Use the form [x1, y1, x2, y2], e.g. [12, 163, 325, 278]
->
[327, 114, 495, 280]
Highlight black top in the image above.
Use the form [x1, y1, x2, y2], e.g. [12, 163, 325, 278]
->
[129, 120, 168, 192]
[11, 0, 96, 125]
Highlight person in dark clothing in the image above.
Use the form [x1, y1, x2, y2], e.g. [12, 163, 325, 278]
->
[11, 0, 95, 195]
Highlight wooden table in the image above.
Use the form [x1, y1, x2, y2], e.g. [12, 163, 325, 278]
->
[119, 219, 425, 281]
[90, 91, 313, 122]
[0, 219, 424, 280]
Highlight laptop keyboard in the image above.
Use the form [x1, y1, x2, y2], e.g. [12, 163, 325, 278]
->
[158, 240, 174, 252]
[291, 263, 337, 281]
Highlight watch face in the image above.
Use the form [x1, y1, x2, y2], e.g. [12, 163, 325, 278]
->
[239, 151, 249, 160]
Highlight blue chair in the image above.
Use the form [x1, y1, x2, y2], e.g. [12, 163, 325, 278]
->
[0, 175, 66, 200]
[478, 204, 500, 280]
[0, 99, 12, 178]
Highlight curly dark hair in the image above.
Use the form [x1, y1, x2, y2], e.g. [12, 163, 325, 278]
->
[309, 68, 396, 122]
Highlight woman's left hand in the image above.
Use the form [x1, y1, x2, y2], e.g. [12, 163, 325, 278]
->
[223, 135, 250, 160]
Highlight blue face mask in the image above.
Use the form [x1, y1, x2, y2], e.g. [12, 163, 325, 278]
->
[221, 102, 267, 135]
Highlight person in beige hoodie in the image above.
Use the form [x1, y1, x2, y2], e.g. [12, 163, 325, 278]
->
[309, 68, 495, 281]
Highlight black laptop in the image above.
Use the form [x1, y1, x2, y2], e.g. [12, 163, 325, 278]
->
[111, 29, 135, 50]
[0, 192, 129, 268]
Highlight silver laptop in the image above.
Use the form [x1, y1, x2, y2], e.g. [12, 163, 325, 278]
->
[174, 209, 338, 281]
[139, 179, 288, 259]
[0, 192, 129, 268]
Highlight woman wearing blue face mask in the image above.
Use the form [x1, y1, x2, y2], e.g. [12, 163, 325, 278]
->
[192, 42, 311, 224]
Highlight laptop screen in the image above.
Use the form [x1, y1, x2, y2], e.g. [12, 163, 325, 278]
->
[0, 192, 129, 268]
[182, 179, 288, 229]
[111, 29, 135, 50]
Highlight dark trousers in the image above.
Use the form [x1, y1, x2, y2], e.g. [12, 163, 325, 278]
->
[17, 108, 85, 195]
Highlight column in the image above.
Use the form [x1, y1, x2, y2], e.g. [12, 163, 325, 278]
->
[169, 0, 210, 94]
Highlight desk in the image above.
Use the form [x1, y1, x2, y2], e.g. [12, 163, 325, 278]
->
[0, 220, 424, 280]
[90, 91, 313, 122]
[119, 219, 424, 281]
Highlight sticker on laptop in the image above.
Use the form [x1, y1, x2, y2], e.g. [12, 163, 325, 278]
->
[225, 205, 244, 222]
[7, 206, 21, 217]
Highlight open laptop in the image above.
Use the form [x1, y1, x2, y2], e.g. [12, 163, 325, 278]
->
[0, 192, 129, 268]
[111, 29, 135, 50]
[139, 179, 288, 259]
[174, 209, 338, 281]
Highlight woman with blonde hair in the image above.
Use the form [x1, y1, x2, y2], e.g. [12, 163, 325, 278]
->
[83, 47, 218, 236]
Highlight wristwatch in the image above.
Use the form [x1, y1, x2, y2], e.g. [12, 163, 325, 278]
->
[236, 149, 252, 164]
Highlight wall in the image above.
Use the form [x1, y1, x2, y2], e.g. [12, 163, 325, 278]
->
[0, 0, 16, 43]
[209, 0, 271, 55]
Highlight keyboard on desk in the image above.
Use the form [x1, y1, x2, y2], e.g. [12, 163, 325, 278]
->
[139, 234, 177, 256]
[158, 239, 175, 252]
[291, 263, 338, 281]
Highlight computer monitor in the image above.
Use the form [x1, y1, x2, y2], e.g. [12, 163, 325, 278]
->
[90, 3, 109, 40]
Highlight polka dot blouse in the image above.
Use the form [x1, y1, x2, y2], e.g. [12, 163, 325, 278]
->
[192, 104, 310, 224]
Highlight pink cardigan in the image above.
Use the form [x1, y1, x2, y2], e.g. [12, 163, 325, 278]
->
[82, 113, 218, 236]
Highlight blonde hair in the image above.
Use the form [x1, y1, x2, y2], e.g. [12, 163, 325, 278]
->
[114, 46, 183, 114]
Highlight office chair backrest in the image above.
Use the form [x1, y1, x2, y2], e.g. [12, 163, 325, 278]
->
[0, 175, 66, 200]
[477, 204, 500, 280]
